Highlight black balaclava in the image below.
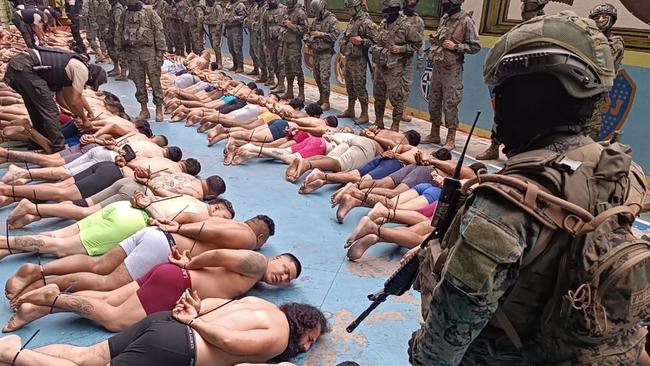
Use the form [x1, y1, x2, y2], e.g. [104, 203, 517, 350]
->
[383, 6, 400, 23]
[267, 0, 278, 9]
[403, 0, 418, 15]
[126, 0, 143, 11]
[442, 1, 461, 15]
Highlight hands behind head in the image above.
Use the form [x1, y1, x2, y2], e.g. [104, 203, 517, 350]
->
[172, 288, 201, 325]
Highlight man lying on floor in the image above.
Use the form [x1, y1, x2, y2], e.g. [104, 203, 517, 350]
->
[6, 173, 227, 228]
[4, 213, 275, 300]
[0, 296, 325, 365]
[0, 192, 234, 260]
[5, 245, 297, 333]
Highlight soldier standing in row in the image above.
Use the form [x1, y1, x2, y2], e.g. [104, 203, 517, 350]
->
[421, 0, 480, 149]
[117, 0, 166, 121]
[250, 0, 268, 82]
[84, 0, 111, 63]
[64, 0, 87, 53]
[204, 0, 224, 69]
[402, 0, 425, 122]
[262, 0, 286, 92]
[244, 0, 262, 76]
[107, 0, 128, 80]
[337, 0, 377, 125]
[176, 0, 192, 55]
[280, 0, 307, 100]
[305, 0, 339, 111]
[223, 0, 247, 73]
[371, 0, 422, 131]
[167, 0, 184, 55]
[583, 3, 625, 139]
[189, 0, 206, 54]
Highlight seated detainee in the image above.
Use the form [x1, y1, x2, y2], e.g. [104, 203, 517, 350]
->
[0, 193, 233, 260]
[0, 296, 326, 365]
[6, 246, 300, 333]
[3, 212, 277, 299]
[2, 142, 183, 184]
[0, 156, 202, 208]
[298, 129, 422, 194]
[7, 174, 227, 228]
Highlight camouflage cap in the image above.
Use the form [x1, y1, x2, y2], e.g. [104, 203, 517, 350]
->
[310, 0, 326, 15]
[383, 0, 401, 8]
[484, 11, 615, 98]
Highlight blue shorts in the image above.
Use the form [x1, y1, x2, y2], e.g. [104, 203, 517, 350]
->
[220, 95, 236, 103]
[268, 119, 289, 141]
[357, 157, 404, 179]
[413, 183, 442, 203]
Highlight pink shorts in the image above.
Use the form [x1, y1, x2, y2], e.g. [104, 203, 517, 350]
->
[416, 201, 438, 219]
[291, 136, 326, 158]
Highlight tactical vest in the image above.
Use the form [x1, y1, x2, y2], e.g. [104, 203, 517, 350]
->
[342, 11, 371, 59]
[264, 5, 285, 42]
[307, 12, 336, 53]
[121, 8, 156, 48]
[93, 0, 111, 26]
[429, 10, 470, 65]
[373, 16, 412, 68]
[29, 47, 88, 91]
[203, 4, 222, 25]
[16, 7, 41, 24]
[281, 5, 305, 44]
[223, 1, 243, 27]
[453, 141, 649, 364]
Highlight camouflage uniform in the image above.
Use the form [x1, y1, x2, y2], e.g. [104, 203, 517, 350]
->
[223, 0, 247, 71]
[338, 8, 377, 123]
[176, 0, 193, 54]
[261, 2, 286, 90]
[403, 7, 425, 115]
[107, 0, 127, 77]
[410, 13, 645, 366]
[244, 0, 263, 74]
[204, 0, 224, 67]
[167, 0, 185, 55]
[371, 11, 422, 131]
[117, 1, 166, 108]
[427, 10, 480, 135]
[83, 0, 111, 61]
[305, 7, 339, 107]
[280, 0, 307, 99]
[250, 1, 268, 81]
[188, 0, 206, 54]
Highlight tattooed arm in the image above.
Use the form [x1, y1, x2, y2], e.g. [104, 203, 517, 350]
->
[173, 249, 267, 279]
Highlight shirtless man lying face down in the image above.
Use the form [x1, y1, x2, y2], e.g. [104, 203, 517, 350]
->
[0, 295, 326, 366]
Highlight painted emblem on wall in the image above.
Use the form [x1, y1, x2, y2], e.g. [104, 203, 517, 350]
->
[419, 51, 433, 102]
[597, 69, 636, 141]
[334, 53, 346, 86]
[303, 45, 314, 72]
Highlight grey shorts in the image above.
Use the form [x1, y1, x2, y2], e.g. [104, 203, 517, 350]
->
[60, 143, 100, 164]
[328, 136, 376, 172]
[388, 164, 435, 188]
[120, 227, 176, 280]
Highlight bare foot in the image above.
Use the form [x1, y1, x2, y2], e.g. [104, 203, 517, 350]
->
[336, 194, 362, 224]
[0, 195, 15, 209]
[207, 125, 227, 146]
[286, 159, 310, 183]
[197, 122, 214, 133]
[2, 303, 50, 332]
[285, 158, 301, 182]
[5, 263, 41, 301]
[345, 216, 378, 247]
[0, 147, 7, 164]
[231, 148, 257, 165]
[368, 203, 390, 223]
[7, 199, 39, 229]
[0, 334, 22, 360]
[0, 250, 9, 261]
[13, 284, 59, 309]
[331, 182, 355, 208]
[1, 165, 29, 184]
[223, 140, 241, 165]
[299, 172, 326, 194]
[170, 110, 188, 122]
[347, 234, 380, 261]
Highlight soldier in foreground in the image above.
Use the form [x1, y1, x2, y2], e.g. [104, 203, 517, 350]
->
[337, 0, 377, 125]
[305, 0, 339, 110]
[410, 11, 648, 365]
[117, 0, 166, 121]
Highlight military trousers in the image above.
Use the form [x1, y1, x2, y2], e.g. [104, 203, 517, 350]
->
[125, 48, 164, 106]
[374, 61, 411, 129]
[190, 25, 205, 54]
[249, 29, 261, 70]
[65, 1, 86, 53]
[168, 19, 185, 56]
[343, 57, 368, 105]
[266, 39, 284, 83]
[225, 26, 244, 69]
[251, 31, 267, 78]
[313, 51, 333, 102]
[86, 21, 108, 54]
[282, 41, 304, 85]
[11, 14, 36, 48]
[182, 21, 192, 54]
[428, 61, 463, 129]
[207, 25, 222, 54]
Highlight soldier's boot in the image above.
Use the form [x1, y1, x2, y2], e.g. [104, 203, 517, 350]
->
[476, 141, 500, 160]
[256, 70, 267, 83]
[116, 68, 128, 81]
[108, 64, 120, 77]
[320, 94, 330, 111]
[297, 79, 305, 101]
[442, 128, 456, 150]
[215, 53, 223, 69]
[281, 77, 294, 99]
[94, 48, 106, 63]
[137, 103, 151, 120]
[155, 105, 164, 122]
[247, 67, 259, 76]
[356, 104, 370, 125]
[390, 118, 400, 132]
[421, 124, 441, 144]
[338, 100, 356, 118]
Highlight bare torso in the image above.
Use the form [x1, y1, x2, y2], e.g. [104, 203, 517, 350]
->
[190, 268, 259, 302]
[149, 195, 207, 218]
[150, 173, 203, 199]
[127, 140, 164, 159]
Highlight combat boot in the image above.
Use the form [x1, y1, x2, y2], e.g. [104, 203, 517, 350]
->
[116, 68, 128, 81]
[421, 124, 441, 144]
[476, 141, 500, 160]
[297, 84, 305, 102]
[356, 104, 370, 125]
[94, 48, 106, 63]
[234, 66, 244, 73]
[155, 105, 164, 122]
[256, 72, 267, 83]
[390, 118, 400, 132]
[137, 103, 151, 120]
[443, 128, 456, 150]
[108, 64, 120, 77]
[371, 109, 383, 128]
[320, 99, 330, 111]
[281, 89, 294, 100]
[247, 68, 259, 76]
[338, 100, 356, 118]
[215, 53, 223, 69]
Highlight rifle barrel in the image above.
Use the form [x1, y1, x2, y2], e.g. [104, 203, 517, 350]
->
[346, 294, 387, 333]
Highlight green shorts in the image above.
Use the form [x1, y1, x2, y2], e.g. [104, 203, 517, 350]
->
[78, 201, 149, 256]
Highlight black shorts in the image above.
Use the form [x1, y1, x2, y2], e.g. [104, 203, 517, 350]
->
[73, 161, 124, 198]
[218, 98, 247, 114]
[108, 311, 196, 366]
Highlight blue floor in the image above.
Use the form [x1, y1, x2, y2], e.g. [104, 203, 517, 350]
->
[0, 72, 422, 365]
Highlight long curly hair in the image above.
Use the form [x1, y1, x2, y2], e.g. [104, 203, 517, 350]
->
[271, 303, 327, 362]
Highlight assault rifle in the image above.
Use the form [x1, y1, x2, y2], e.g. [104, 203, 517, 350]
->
[347, 111, 482, 333]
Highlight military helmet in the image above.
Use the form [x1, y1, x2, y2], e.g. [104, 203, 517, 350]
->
[383, 0, 401, 7]
[344, 0, 361, 8]
[589, 3, 617, 23]
[443, 0, 464, 4]
[484, 11, 615, 98]
[310, 0, 326, 16]
[286, 0, 297, 7]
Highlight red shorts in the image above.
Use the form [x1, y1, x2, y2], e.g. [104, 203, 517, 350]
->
[291, 136, 326, 158]
[416, 201, 438, 219]
[136, 263, 192, 315]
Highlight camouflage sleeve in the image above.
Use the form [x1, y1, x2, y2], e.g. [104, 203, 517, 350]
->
[401, 18, 424, 55]
[197, 7, 205, 25]
[291, 8, 308, 36]
[151, 10, 167, 53]
[115, 11, 124, 49]
[360, 18, 378, 48]
[233, 2, 247, 23]
[611, 36, 625, 73]
[455, 17, 481, 55]
[320, 15, 340, 44]
[409, 191, 540, 366]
